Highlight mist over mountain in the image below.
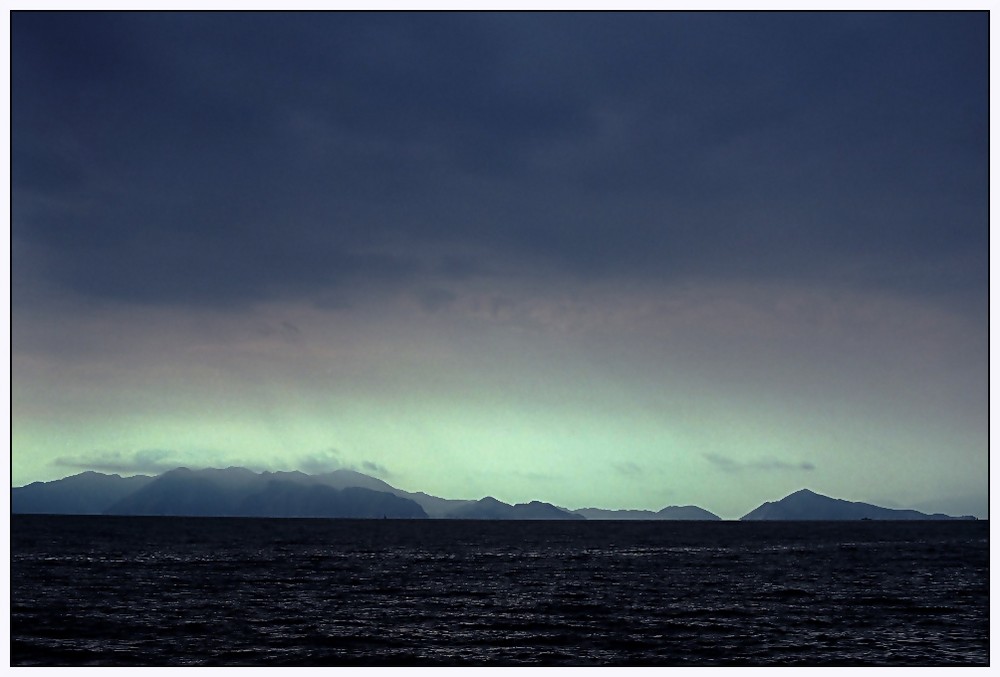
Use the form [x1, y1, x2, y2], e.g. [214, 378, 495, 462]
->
[741, 489, 977, 521]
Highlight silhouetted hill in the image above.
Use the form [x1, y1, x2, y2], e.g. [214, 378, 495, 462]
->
[446, 496, 585, 520]
[314, 469, 474, 517]
[656, 505, 721, 520]
[573, 508, 660, 520]
[238, 481, 427, 518]
[401, 491, 476, 518]
[11, 471, 154, 514]
[106, 467, 263, 516]
[104, 467, 427, 518]
[314, 468, 398, 492]
[516, 501, 585, 520]
[574, 505, 721, 520]
[741, 489, 977, 521]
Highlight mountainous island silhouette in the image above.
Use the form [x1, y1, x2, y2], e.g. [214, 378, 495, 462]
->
[11, 467, 977, 520]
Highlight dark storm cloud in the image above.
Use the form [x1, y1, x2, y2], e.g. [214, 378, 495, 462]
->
[360, 461, 393, 478]
[296, 448, 350, 475]
[296, 448, 392, 477]
[12, 12, 987, 308]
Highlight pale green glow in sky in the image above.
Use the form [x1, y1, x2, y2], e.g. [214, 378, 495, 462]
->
[11, 280, 988, 519]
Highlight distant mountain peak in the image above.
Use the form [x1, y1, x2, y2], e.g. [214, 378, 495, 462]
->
[742, 488, 974, 521]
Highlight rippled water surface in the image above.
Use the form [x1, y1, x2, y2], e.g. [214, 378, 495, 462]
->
[11, 515, 989, 665]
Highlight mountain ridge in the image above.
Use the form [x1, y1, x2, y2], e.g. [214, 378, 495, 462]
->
[104, 468, 429, 519]
[572, 505, 721, 521]
[740, 488, 976, 521]
[12, 471, 155, 515]
[11, 471, 978, 521]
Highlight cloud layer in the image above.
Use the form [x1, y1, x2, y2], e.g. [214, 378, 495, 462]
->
[13, 13, 987, 310]
[703, 453, 816, 474]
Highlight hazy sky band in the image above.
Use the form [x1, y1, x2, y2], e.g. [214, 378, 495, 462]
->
[11, 11, 988, 518]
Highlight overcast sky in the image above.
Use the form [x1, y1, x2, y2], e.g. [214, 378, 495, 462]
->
[11, 11, 988, 518]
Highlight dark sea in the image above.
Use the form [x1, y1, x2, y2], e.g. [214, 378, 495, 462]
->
[10, 515, 989, 666]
